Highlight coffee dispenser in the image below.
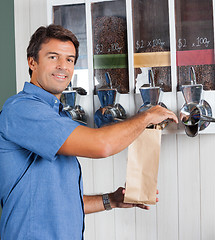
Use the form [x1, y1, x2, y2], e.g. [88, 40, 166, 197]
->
[94, 72, 127, 128]
[61, 82, 87, 125]
[138, 70, 168, 129]
[180, 67, 215, 137]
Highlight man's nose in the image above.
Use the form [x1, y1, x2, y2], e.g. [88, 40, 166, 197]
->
[57, 58, 67, 70]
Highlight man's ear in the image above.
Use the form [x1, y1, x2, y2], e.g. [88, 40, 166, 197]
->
[28, 57, 37, 71]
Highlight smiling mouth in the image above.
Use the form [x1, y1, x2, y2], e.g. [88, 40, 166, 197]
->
[52, 73, 68, 80]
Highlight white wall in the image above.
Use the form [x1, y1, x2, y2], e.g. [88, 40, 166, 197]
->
[14, 0, 215, 239]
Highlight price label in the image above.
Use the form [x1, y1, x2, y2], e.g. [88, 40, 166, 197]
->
[135, 39, 165, 51]
[178, 37, 211, 49]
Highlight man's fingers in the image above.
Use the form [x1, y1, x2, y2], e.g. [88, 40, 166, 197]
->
[136, 204, 150, 210]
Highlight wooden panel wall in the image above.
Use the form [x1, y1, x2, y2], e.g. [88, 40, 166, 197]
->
[14, 1, 215, 239]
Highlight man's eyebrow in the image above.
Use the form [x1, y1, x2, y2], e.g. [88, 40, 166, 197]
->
[46, 52, 58, 55]
[46, 52, 75, 58]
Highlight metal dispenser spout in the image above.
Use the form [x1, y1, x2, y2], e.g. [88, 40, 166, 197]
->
[180, 67, 213, 137]
[94, 72, 127, 128]
[61, 81, 87, 125]
[138, 69, 168, 129]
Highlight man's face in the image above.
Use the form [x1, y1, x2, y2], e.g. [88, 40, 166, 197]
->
[28, 38, 76, 99]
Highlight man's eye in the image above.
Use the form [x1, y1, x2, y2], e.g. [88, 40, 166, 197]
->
[68, 58, 74, 63]
[49, 56, 56, 59]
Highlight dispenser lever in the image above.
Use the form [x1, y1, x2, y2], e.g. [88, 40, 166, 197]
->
[105, 72, 113, 89]
[190, 66, 197, 85]
[201, 115, 215, 122]
[148, 69, 155, 87]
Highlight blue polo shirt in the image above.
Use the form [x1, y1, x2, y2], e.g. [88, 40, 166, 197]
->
[0, 82, 84, 239]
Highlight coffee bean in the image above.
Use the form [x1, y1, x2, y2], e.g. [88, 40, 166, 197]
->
[177, 65, 215, 91]
[93, 16, 129, 94]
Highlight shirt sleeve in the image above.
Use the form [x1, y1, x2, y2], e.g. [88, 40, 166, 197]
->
[1, 97, 80, 161]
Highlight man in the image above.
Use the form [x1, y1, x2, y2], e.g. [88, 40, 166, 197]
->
[0, 25, 178, 240]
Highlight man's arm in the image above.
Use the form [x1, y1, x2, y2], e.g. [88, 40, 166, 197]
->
[83, 187, 159, 214]
[58, 105, 178, 158]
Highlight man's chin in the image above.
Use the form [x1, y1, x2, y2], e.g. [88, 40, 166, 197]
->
[47, 88, 65, 98]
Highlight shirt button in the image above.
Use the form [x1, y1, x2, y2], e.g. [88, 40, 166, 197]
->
[55, 100, 58, 104]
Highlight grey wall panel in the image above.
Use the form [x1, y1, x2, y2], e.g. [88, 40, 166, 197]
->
[0, 0, 16, 110]
[0, 0, 16, 222]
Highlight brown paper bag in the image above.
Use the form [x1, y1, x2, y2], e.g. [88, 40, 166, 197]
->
[124, 128, 161, 205]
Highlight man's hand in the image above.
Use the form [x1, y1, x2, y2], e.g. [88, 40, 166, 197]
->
[109, 187, 159, 210]
[144, 105, 178, 126]
[83, 188, 159, 214]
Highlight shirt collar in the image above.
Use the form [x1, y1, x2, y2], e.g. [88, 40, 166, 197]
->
[23, 82, 63, 113]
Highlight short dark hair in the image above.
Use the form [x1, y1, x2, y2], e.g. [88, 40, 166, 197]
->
[27, 24, 79, 77]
